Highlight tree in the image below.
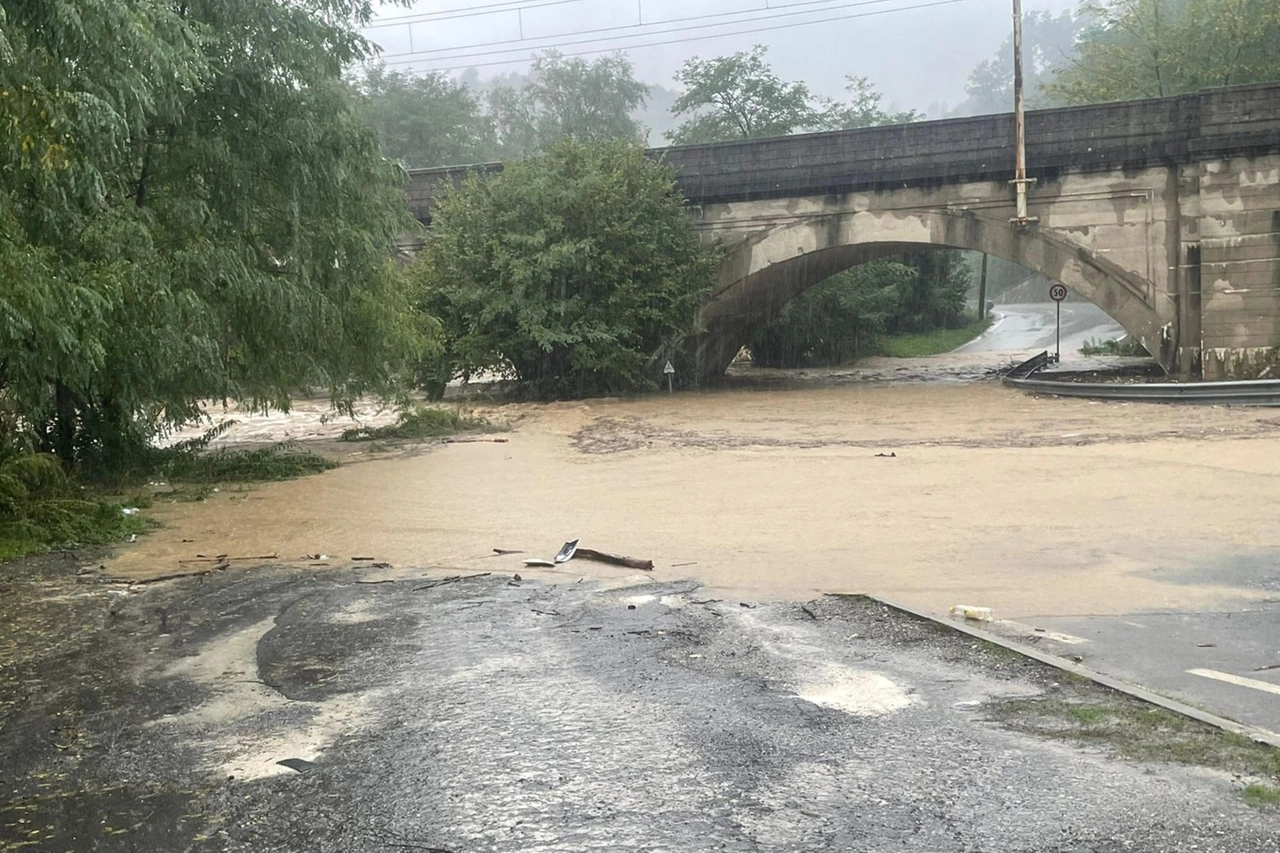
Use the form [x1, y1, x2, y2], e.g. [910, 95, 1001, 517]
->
[1047, 0, 1280, 104]
[667, 46, 914, 144]
[818, 76, 922, 130]
[0, 0, 428, 468]
[354, 64, 496, 168]
[488, 52, 649, 155]
[667, 46, 820, 143]
[415, 139, 718, 400]
[958, 11, 1083, 115]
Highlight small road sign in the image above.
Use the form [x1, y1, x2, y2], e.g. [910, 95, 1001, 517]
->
[1049, 284, 1068, 302]
[663, 360, 675, 393]
[663, 361, 675, 374]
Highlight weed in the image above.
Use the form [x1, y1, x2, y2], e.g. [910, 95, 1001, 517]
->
[987, 693, 1280, 780]
[340, 406, 490, 442]
[1242, 783, 1280, 808]
[1080, 336, 1150, 357]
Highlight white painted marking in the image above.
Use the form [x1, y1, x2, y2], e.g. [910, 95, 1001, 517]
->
[1187, 668, 1280, 697]
[1121, 621, 1147, 629]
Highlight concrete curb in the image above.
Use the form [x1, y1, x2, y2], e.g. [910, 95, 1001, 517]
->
[853, 594, 1280, 750]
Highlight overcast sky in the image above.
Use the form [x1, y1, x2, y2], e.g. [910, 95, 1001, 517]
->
[365, 0, 1077, 115]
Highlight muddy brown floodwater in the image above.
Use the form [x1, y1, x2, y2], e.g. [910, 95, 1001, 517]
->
[111, 377, 1280, 621]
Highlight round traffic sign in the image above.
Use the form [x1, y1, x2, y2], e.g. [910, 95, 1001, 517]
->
[1049, 284, 1068, 302]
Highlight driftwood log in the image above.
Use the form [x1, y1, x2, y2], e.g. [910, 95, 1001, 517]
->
[574, 548, 654, 571]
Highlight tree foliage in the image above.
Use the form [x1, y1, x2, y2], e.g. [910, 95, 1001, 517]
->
[488, 52, 650, 155]
[750, 251, 972, 368]
[667, 46, 916, 144]
[354, 63, 496, 168]
[960, 10, 1083, 115]
[0, 0, 428, 468]
[415, 139, 718, 400]
[1048, 0, 1280, 104]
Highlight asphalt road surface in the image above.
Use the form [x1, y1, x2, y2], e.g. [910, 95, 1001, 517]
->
[3, 558, 1278, 852]
[957, 302, 1126, 355]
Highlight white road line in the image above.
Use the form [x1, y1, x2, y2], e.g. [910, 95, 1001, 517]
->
[1187, 668, 1280, 697]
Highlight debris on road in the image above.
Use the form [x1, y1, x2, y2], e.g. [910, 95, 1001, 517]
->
[574, 548, 654, 571]
[522, 559, 556, 567]
[950, 604, 995, 622]
[554, 539, 580, 563]
[412, 573, 492, 591]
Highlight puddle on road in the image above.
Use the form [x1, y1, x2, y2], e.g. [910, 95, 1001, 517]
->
[108, 375, 1280, 622]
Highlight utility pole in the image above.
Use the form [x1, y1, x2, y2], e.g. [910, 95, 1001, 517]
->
[1010, 0, 1037, 228]
[978, 253, 989, 319]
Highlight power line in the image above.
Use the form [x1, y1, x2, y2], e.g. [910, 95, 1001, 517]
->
[366, 0, 605, 29]
[378, 0, 971, 69]
[376, 0, 904, 60]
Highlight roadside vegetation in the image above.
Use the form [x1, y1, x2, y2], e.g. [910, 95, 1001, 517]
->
[1080, 336, 1151, 357]
[340, 406, 491, 442]
[987, 691, 1280, 807]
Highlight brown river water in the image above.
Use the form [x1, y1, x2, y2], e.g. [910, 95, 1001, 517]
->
[110, 362, 1280, 621]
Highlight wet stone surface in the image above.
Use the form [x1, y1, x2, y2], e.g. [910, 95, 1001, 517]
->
[2, 558, 1279, 852]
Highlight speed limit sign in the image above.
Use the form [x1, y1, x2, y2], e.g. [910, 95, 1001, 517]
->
[1049, 284, 1068, 302]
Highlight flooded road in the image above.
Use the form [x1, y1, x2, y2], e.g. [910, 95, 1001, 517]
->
[957, 302, 1126, 356]
[114, 379, 1280, 622]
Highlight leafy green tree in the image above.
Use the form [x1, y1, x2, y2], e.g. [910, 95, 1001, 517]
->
[818, 76, 922, 130]
[1048, 0, 1280, 104]
[668, 46, 914, 144]
[959, 10, 1083, 115]
[355, 63, 496, 168]
[415, 139, 718, 400]
[667, 46, 819, 143]
[488, 52, 649, 155]
[1, 0, 429, 468]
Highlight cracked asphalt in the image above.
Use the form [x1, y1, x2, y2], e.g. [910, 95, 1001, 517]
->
[2, 557, 1279, 852]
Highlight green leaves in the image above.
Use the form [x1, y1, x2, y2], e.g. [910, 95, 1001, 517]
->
[0, 0, 427, 467]
[489, 52, 650, 156]
[667, 45, 915, 144]
[354, 64, 496, 168]
[415, 138, 718, 400]
[1048, 0, 1280, 104]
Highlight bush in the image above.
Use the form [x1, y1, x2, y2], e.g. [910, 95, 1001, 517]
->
[414, 138, 719, 400]
[340, 406, 489, 441]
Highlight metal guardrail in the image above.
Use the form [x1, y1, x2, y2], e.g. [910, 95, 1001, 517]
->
[1002, 352, 1280, 406]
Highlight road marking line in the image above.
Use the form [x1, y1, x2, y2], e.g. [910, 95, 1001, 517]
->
[1187, 668, 1280, 696]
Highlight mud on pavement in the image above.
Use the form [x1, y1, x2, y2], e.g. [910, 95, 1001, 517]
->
[2, 555, 1279, 852]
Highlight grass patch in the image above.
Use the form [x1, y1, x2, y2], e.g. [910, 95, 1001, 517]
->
[987, 692, 1280, 789]
[340, 406, 490, 442]
[1243, 783, 1280, 808]
[880, 317, 993, 358]
[1080, 335, 1150, 357]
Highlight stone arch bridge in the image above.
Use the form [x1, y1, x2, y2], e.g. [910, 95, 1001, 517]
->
[406, 83, 1280, 381]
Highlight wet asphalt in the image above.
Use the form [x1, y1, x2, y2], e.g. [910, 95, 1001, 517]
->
[2, 558, 1279, 852]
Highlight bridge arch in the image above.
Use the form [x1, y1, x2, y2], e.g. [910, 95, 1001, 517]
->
[696, 207, 1173, 380]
